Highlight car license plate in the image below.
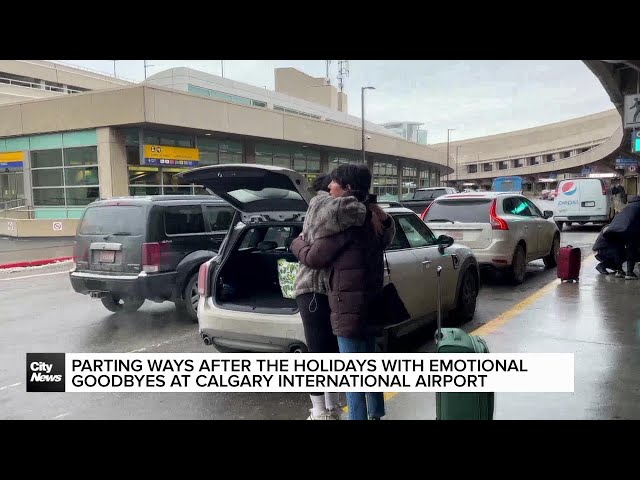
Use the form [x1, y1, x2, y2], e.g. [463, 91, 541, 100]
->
[99, 250, 115, 263]
[582, 201, 595, 207]
[447, 231, 464, 240]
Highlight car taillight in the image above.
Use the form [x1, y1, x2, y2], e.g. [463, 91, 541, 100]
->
[489, 199, 509, 230]
[72, 241, 88, 263]
[420, 203, 433, 221]
[198, 261, 210, 296]
[142, 241, 171, 273]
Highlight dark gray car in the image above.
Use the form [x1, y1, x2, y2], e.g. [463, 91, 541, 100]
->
[69, 195, 234, 320]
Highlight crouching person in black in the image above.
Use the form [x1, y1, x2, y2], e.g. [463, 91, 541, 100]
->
[602, 195, 640, 280]
[593, 225, 625, 276]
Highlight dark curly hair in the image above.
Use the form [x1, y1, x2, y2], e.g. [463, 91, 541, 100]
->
[330, 163, 372, 202]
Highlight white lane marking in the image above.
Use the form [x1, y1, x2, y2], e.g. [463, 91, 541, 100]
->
[0, 382, 22, 391]
[0, 271, 70, 281]
[128, 332, 196, 353]
[52, 412, 71, 419]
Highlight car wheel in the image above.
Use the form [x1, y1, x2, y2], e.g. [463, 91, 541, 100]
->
[177, 272, 199, 323]
[543, 234, 560, 269]
[101, 295, 144, 313]
[451, 269, 478, 324]
[510, 245, 527, 285]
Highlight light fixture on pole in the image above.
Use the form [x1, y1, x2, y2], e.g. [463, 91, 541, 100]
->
[446, 128, 456, 184]
[361, 86, 375, 163]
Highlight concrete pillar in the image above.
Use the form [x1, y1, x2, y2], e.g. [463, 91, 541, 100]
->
[320, 151, 329, 173]
[97, 127, 128, 199]
[244, 139, 256, 164]
[22, 151, 33, 207]
[397, 159, 403, 200]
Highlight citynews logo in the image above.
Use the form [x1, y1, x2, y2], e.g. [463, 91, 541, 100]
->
[26, 353, 65, 392]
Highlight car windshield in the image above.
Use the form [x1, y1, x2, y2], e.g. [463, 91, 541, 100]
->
[425, 199, 493, 223]
[413, 189, 447, 200]
[78, 205, 145, 235]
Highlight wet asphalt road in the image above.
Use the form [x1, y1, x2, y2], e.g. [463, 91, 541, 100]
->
[0, 200, 604, 420]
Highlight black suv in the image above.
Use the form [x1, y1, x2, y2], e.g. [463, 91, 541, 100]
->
[69, 195, 234, 321]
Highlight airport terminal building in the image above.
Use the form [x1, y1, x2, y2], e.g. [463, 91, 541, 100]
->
[0, 61, 450, 236]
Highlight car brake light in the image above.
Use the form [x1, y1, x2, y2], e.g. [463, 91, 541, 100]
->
[198, 261, 210, 296]
[420, 203, 433, 221]
[72, 241, 88, 263]
[142, 241, 171, 273]
[489, 199, 509, 230]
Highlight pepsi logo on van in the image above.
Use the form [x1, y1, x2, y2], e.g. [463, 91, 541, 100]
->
[561, 182, 577, 196]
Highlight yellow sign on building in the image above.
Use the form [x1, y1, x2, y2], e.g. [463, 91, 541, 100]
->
[142, 144, 200, 167]
[0, 151, 25, 169]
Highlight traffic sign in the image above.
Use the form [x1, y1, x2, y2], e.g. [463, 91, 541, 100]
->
[624, 95, 640, 129]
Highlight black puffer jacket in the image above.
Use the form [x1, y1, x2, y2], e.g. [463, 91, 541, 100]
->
[291, 210, 394, 339]
[604, 196, 640, 243]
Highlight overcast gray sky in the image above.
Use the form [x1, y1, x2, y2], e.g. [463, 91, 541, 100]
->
[55, 60, 615, 145]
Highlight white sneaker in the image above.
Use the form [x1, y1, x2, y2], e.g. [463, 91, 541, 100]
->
[307, 409, 340, 420]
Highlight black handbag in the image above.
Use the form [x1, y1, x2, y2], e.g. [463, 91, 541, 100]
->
[371, 252, 411, 327]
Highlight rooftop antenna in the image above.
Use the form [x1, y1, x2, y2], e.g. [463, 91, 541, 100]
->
[337, 60, 349, 93]
[144, 60, 155, 80]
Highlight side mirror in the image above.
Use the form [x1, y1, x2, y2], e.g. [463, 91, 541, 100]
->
[543, 210, 553, 219]
[437, 234, 454, 253]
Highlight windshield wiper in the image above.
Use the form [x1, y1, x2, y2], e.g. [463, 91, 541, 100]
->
[104, 232, 132, 238]
[426, 218, 454, 223]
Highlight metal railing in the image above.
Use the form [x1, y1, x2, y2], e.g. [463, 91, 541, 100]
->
[47, 61, 136, 83]
[0, 198, 26, 211]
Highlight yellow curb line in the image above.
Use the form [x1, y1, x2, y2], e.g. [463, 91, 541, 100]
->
[342, 252, 596, 413]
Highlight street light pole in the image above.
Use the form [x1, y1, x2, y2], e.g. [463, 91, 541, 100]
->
[361, 86, 375, 163]
[456, 145, 461, 181]
[113, 60, 117, 78]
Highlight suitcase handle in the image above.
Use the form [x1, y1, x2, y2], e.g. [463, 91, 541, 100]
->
[436, 265, 443, 343]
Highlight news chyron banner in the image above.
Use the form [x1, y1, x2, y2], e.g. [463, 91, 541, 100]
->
[27, 353, 574, 393]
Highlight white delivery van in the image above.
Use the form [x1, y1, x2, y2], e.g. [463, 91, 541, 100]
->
[553, 177, 614, 230]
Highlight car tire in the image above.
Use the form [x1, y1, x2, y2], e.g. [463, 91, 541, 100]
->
[451, 269, 479, 324]
[543, 234, 560, 269]
[510, 244, 527, 285]
[176, 272, 199, 323]
[101, 295, 144, 313]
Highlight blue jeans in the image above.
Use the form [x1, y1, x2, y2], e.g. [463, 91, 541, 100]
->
[337, 336, 385, 420]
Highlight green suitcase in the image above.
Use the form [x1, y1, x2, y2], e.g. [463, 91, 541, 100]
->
[435, 266, 495, 420]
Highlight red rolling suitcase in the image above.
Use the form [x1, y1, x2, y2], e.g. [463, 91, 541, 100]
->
[557, 245, 581, 282]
